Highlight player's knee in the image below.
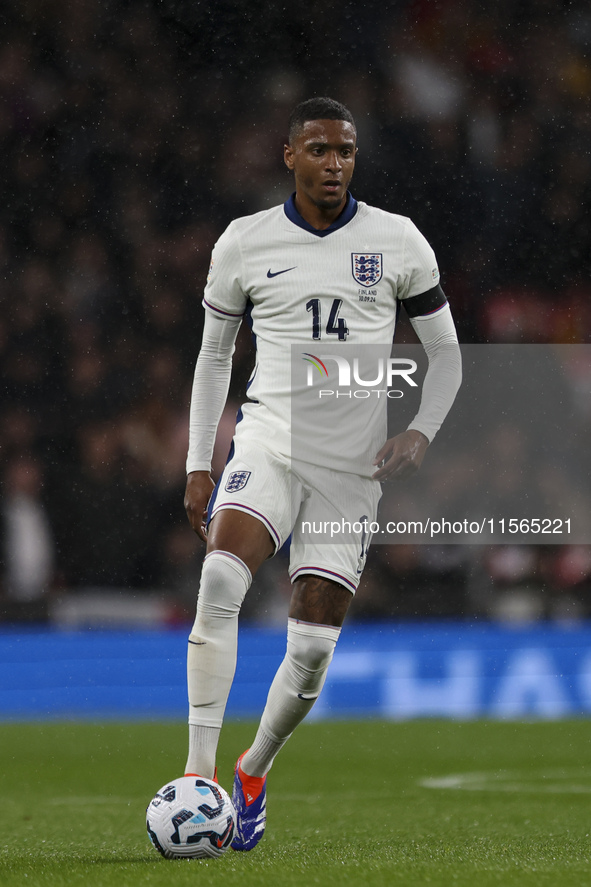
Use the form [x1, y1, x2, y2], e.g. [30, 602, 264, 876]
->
[193, 550, 252, 625]
[288, 633, 336, 674]
[285, 620, 342, 692]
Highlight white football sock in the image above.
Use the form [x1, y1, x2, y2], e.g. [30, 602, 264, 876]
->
[185, 550, 251, 776]
[241, 618, 341, 777]
[185, 724, 220, 779]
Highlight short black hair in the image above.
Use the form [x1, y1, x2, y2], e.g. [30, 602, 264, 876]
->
[288, 97, 356, 144]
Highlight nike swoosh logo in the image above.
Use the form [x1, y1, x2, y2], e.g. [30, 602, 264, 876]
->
[267, 266, 296, 278]
[297, 693, 318, 701]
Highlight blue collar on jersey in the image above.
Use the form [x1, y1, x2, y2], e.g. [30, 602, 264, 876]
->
[284, 191, 358, 237]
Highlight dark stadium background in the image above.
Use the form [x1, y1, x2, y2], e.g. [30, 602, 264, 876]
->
[1, 0, 590, 630]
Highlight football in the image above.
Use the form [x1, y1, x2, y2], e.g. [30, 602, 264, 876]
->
[146, 775, 236, 859]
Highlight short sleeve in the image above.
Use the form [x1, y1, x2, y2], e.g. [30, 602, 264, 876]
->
[399, 220, 440, 301]
[202, 221, 248, 318]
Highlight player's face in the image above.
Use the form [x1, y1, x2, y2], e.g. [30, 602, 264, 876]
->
[284, 119, 357, 215]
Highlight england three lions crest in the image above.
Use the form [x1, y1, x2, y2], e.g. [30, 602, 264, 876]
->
[352, 253, 383, 286]
[225, 470, 251, 492]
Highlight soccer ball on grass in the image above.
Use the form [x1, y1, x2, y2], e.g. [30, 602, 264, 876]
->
[146, 775, 236, 859]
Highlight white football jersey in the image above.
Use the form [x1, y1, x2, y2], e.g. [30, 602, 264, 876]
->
[203, 194, 442, 474]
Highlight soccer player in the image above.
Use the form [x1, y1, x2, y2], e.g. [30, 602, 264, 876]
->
[183, 97, 462, 850]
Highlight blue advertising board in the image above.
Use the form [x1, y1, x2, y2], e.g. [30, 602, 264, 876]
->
[1, 622, 590, 721]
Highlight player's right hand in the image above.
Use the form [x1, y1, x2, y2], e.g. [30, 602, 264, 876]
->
[184, 471, 215, 543]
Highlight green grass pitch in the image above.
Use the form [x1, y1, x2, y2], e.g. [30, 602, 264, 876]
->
[1, 719, 590, 887]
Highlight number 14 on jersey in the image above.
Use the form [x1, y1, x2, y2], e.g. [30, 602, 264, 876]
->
[306, 298, 349, 341]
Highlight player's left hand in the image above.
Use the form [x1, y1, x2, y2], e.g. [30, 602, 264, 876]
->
[372, 429, 429, 481]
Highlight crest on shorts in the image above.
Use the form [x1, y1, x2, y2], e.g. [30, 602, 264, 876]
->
[351, 253, 382, 286]
[225, 470, 251, 492]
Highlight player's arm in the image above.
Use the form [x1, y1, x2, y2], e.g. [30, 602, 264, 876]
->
[372, 284, 462, 481]
[184, 308, 242, 541]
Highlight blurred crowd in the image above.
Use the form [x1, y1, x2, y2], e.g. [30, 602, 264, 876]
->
[1, 0, 590, 623]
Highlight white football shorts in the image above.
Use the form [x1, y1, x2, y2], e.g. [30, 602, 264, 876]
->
[208, 438, 382, 593]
